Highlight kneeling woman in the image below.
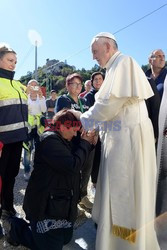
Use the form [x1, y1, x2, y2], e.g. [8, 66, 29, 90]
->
[23, 109, 96, 250]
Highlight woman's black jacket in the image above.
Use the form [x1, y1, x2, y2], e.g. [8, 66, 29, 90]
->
[84, 87, 97, 108]
[23, 131, 92, 223]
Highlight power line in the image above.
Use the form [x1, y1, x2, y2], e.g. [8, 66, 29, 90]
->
[114, 3, 167, 35]
[21, 3, 167, 73]
[17, 45, 34, 72]
[45, 3, 167, 71]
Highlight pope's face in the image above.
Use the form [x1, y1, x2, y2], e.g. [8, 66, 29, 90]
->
[91, 41, 109, 68]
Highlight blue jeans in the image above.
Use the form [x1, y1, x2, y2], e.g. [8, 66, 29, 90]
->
[23, 128, 39, 174]
[23, 146, 32, 174]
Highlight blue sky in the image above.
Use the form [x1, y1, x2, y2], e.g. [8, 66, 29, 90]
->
[1, 0, 167, 79]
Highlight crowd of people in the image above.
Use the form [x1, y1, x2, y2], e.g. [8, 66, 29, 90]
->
[0, 32, 167, 250]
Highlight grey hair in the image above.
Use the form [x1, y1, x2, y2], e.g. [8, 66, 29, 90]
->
[91, 37, 118, 49]
[84, 80, 91, 87]
[149, 49, 165, 59]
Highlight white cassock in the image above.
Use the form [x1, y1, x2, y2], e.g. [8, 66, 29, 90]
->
[80, 51, 160, 250]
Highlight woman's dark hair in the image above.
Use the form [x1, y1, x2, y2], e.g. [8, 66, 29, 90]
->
[51, 109, 81, 130]
[0, 45, 16, 59]
[66, 73, 82, 88]
[91, 72, 104, 83]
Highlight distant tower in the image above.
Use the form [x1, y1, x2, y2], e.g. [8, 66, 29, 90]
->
[28, 29, 42, 81]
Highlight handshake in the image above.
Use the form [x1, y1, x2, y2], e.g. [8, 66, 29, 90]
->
[69, 109, 98, 145]
[81, 129, 98, 146]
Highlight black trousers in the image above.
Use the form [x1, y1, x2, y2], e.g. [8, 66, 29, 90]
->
[81, 149, 95, 198]
[6, 217, 73, 250]
[0, 141, 23, 212]
[91, 138, 101, 184]
[31, 222, 73, 250]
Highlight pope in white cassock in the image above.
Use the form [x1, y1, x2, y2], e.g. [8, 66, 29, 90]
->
[80, 32, 160, 250]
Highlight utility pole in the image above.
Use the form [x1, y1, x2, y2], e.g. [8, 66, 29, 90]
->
[35, 40, 38, 81]
[28, 30, 42, 81]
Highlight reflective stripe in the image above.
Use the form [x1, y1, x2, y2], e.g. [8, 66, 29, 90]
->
[0, 98, 27, 107]
[28, 114, 44, 135]
[0, 121, 28, 132]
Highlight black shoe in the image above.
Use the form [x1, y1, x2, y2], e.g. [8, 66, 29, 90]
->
[6, 235, 20, 247]
[1, 210, 15, 235]
[3, 216, 20, 246]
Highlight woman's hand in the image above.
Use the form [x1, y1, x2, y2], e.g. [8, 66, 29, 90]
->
[81, 129, 98, 145]
[26, 85, 32, 95]
[38, 88, 43, 99]
[26, 85, 43, 99]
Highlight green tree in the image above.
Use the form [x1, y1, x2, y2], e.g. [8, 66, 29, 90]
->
[61, 66, 74, 77]
[142, 64, 149, 72]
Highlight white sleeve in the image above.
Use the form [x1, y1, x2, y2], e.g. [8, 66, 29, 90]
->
[39, 96, 47, 113]
[80, 95, 127, 130]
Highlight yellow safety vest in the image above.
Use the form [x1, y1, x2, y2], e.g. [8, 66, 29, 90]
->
[0, 74, 28, 144]
[28, 114, 44, 136]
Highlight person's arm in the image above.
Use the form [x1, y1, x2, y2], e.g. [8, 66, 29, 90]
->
[55, 96, 71, 112]
[46, 99, 50, 110]
[81, 95, 128, 130]
[47, 107, 54, 112]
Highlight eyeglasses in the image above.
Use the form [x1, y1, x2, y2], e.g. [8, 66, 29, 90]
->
[151, 55, 165, 59]
[70, 82, 82, 88]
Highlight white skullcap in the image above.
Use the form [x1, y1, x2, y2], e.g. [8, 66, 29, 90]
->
[94, 32, 116, 42]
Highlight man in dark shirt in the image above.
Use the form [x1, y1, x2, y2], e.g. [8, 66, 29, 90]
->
[46, 90, 57, 119]
[145, 49, 166, 143]
[145, 49, 167, 100]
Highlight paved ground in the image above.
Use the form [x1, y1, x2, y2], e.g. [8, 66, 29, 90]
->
[0, 163, 96, 249]
[63, 218, 96, 250]
[155, 213, 167, 250]
[0, 218, 96, 250]
[1, 162, 165, 250]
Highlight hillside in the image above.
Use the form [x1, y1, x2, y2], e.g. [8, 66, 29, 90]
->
[19, 58, 103, 96]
